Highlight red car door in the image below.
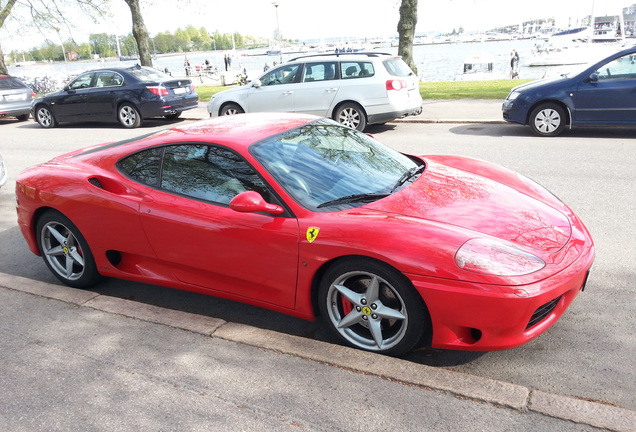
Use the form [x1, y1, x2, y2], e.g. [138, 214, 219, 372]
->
[137, 144, 300, 309]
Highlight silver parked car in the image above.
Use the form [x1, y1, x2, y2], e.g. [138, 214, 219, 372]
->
[0, 75, 34, 121]
[207, 52, 422, 131]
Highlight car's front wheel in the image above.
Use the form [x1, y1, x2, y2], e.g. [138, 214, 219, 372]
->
[318, 258, 428, 356]
[529, 103, 566, 137]
[334, 102, 367, 131]
[36, 210, 102, 288]
[220, 103, 244, 116]
[118, 103, 142, 128]
[35, 106, 57, 128]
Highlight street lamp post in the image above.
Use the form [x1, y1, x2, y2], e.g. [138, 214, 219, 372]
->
[272, 2, 282, 63]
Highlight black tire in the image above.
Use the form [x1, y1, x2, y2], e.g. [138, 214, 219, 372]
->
[164, 111, 182, 120]
[318, 258, 428, 356]
[118, 103, 142, 128]
[220, 103, 244, 116]
[16, 113, 30, 122]
[529, 103, 566, 137]
[36, 210, 102, 288]
[334, 102, 367, 131]
[35, 105, 57, 128]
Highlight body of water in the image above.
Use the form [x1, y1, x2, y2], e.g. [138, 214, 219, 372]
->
[8, 38, 587, 85]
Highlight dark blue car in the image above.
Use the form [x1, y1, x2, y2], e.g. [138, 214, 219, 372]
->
[502, 46, 636, 136]
[33, 65, 198, 129]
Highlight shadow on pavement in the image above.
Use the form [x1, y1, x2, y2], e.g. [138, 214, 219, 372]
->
[1, 223, 487, 367]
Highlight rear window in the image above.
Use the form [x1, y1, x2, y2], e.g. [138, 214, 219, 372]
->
[0, 76, 28, 90]
[383, 58, 414, 77]
[127, 67, 171, 82]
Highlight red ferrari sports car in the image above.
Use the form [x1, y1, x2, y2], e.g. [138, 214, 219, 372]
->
[16, 113, 594, 355]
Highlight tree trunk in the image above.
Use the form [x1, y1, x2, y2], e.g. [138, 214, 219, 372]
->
[124, 0, 152, 66]
[0, 0, 19, 74]
[397, 0, 418, 74]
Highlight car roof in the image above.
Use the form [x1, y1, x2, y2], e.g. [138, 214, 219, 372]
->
[288, 52, 397, 62]
[139, 113, 321, 151]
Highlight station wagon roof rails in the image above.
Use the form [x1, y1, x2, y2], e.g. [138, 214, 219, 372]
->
[288, 52, 394, 62]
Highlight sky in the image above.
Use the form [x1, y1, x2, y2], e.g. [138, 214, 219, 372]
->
[1, 0, 630, 52]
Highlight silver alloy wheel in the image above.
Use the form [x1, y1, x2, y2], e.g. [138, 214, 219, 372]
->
[40, 221, 85, 282]
[533, 108, 561, 134]
[337, 107, 362, 129]
[119, 105, 138, 127]
[37, 107, 53, 127]
[325, 270, 408, 351]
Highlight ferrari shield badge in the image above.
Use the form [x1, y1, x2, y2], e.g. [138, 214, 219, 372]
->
[306, 227, 320, 243]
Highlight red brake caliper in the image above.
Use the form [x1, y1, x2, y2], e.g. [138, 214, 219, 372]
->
[341, 297, 353, 315]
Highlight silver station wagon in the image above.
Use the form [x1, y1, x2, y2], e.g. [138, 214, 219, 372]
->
[207, 52, 423, 131]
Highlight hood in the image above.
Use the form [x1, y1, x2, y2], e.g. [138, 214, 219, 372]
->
[510, 75, 568, 93]
[366, 161, 571, 254]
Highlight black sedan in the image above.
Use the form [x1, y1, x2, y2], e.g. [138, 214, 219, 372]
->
[32, 65, 198, 129]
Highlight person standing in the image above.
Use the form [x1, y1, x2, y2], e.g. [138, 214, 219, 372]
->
[224, 54, 229, 71]
[510, 49, 520, 79]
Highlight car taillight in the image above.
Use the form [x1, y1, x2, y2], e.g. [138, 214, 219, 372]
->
[147, 86, 169, 96]
[190, 84, 195, 91]
[386, 79, 407, 91]
[31, 91, 35, 98]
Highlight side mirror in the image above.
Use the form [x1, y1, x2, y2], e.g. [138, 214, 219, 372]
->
[588, 72, 599, 83]
[251, 79, 262, 88]
[63, 85, 71, 92]
[230, 191, 284, 215]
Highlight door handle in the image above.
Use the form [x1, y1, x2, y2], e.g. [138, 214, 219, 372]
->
[326, 88, 338, 93]
[282, 91, 293, 96]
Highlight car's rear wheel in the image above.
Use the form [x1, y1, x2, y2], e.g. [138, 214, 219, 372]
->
[164, 111, 182, 120]
[118, 103, 142, 128]
[334, 102, 367, 131]
[36, 210, 101, 288]
[529, 103, 566, 137]
[220, 103, 244, 116]
[318, 258, 428, 356]
[35, 106, 57, 128]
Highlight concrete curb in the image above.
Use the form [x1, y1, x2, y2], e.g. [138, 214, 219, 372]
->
[1, 271, 634, 432]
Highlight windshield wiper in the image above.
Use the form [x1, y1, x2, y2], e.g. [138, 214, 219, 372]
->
[317, 193, 390, 209]
[390, 164, 425, 193]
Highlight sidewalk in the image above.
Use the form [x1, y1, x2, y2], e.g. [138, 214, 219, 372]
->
[1, 272, 633, 432]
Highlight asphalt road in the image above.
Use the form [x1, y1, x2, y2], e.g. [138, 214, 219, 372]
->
[0, 116, 634, 422]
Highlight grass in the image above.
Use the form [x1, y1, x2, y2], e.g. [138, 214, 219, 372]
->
[194, 79, 537, 102]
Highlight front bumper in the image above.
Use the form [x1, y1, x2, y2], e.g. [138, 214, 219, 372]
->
[409, 240, 595, 351]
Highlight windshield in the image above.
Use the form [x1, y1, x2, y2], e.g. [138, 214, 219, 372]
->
[250, 119, 422, 211]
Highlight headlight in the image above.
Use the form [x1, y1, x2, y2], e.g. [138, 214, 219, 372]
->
[455, 238, 545, 276]
[506, 91, 521, 101]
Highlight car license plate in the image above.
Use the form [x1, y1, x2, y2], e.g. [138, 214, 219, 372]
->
[173, 87, 186, 95]
[5, 94, 27, 101]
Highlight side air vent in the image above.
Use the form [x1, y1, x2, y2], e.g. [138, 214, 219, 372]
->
[88, 177, 103, 189]
[526, 296, 561, 330]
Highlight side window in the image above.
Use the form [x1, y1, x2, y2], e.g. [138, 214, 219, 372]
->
[117, 147, 163, 187]
[96, 72, 123, 88]
[596, 54, 636, 81]
[69, 73, 94, 90]
[340, 62, 375, 79]
[261, 64, 301, 86]
[302, 62, 337, 82]
[160, 144, 270, 205]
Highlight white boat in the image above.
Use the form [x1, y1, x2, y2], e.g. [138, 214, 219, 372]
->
[456, 55, 507, 81]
